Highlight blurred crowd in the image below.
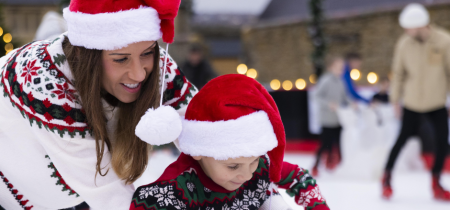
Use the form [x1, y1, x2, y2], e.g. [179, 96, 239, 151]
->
[311, 3, 450, 201]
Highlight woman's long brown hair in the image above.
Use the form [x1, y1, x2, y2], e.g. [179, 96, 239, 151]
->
[62, 37, 160, 184]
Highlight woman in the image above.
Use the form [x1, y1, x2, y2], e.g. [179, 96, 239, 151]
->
[0, 0, 197, 209]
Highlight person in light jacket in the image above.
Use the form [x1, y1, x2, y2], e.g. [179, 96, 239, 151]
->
[382, 3, 450, 201]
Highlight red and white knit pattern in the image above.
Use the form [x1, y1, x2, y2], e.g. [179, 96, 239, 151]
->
[0, 171, 33, 210]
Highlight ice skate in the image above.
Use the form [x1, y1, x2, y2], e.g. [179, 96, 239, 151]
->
[433, 175, 450, 201]
[382, 172, 393, 199]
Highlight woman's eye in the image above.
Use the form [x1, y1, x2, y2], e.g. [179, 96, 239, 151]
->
[228, 165, 239, 170]
[113, 57, 128, 63]
[143, 50, 154, 56]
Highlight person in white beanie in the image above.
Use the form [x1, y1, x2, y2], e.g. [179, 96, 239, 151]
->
[133, 74, 330, 210]
[0, 0, 199, 209]
[383, 3, 450, 201]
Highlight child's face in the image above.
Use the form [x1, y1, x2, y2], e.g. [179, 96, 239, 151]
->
[194, 156, 260, 191]
[379, 80, 390, 92]
[328, 58, 345, 76]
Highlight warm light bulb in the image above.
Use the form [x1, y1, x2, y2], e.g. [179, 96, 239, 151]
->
[309, 74, 316, 84]
[246, 68, 257, 79]
[3, 33, 12, 43]
[350, 69, 361, 80]
[4, 43, 13, 51]
[0, 27, 3, 36]
[270, 79, 281, 90]
[237, 64, 248, 74]
[367, 72, 378, 84]
[295, 78, 307, 90]
[282, 80, 293, 91]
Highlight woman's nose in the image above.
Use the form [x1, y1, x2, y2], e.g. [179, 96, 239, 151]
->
[128, 60, 146, 82]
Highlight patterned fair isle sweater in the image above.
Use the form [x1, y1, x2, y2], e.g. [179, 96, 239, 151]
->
[130, 154, 329, 210]
[0, 33, 197, 210]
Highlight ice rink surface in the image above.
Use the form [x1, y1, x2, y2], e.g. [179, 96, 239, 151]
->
[135, 151, 450, 210]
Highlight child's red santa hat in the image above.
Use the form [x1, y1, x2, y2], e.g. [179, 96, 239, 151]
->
[63, 0, 181, 50]
[179, 74, 286, 182]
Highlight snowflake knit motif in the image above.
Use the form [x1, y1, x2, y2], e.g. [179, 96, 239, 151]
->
[155, 186, 177, 207]
[243, 190, 260, 207]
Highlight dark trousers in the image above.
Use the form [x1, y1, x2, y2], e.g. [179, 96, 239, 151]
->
[385, 107, 449, 175]
[314, 126, 342, 167]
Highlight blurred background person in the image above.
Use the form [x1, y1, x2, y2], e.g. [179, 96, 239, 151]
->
[371, 77, 390, 104]
[34, 11, 67, 41]
[370, 77, 390, 126]
[182, 43, 218, 90]
[383, 3, 450, 201]
[312, 55, 351, 176]
[342, 52, 370, 104]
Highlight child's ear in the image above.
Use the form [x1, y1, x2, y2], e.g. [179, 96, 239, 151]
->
[192, 156, 203, 161]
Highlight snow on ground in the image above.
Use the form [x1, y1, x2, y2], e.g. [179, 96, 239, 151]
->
[136, 151, 450, 210]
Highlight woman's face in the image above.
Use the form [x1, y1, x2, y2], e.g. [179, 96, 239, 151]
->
[101, 41, 157, 103]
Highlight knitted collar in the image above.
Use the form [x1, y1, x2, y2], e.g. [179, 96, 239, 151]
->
[46, 32, 75, 83]
[155, 153, 237, 194]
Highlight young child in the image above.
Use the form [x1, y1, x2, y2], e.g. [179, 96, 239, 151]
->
[131, 74, 329, 210]
[312, 56, 351, 175]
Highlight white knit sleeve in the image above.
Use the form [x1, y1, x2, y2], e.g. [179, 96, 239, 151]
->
[36, 130, 135, 210]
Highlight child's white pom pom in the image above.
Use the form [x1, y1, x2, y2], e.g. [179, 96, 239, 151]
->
[135, 106, 182, 146]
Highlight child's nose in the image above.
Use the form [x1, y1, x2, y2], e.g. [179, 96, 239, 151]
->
[240, 170, 253, 181]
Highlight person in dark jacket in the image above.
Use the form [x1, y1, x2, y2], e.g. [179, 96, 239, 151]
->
[182, 44, 218, 89]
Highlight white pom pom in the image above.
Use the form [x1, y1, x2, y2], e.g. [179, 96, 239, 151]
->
[135, 106, 182, 146]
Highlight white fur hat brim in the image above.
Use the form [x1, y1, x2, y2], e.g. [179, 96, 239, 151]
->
[178, 111, 278, 160]
[63, 6, 162, 50]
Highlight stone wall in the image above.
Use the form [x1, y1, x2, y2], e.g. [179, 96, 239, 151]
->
[242, 4, 450, 86]
[2, 5, 59, 46]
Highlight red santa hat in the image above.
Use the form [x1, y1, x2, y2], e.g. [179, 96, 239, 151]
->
[178, 74, 286, 182]
[63, 0, 181, 50]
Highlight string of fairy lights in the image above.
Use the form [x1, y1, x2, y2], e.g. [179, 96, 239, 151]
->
[0, 27, 13, 55]
[236, 64, 379, 91]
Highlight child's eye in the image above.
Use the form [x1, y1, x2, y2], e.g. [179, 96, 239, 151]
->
[228, 165, 239, 170]
[113, 57, 128, 63]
